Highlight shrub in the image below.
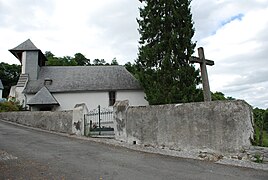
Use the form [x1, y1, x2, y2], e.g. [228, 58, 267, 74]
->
[0, 101, 22, 112]
[253, 108, 268, 147]
[254, 153, 264, 163]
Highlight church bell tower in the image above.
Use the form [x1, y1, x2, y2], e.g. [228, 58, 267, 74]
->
[9, 39, 47, 81]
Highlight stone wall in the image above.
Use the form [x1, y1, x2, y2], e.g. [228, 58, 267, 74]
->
[72, 103, 88, 136]
[114, 100, 254, 153]
[0, 111, 73, 134]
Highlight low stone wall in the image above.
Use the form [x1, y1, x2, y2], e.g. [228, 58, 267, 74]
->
[114, 100, 254, 153]
[0, 111, 73, 134]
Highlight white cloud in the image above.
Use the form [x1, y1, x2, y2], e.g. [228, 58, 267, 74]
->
[0, 0, 140, 64]
[0, 0, 267, 108]
[192, 0, 268, 108]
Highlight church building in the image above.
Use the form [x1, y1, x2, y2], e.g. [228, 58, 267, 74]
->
[9, 39, 148, 111]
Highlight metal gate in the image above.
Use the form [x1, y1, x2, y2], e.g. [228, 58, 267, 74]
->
[84, 105, 114, 136]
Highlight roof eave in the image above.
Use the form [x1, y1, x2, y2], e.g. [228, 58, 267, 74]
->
[9, 49, 47, 63]
[24, 88, 144, 94]
[27, 103, 60, 106]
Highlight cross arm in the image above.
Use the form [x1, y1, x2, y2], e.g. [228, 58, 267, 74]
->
[189, 56, 214, 66]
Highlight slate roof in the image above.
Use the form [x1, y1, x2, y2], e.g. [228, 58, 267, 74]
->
[9, 39, 47, 64]
[10, 39, 39, 51]
[23, 66, 142, 94]
[0, 79, 3, 89]
[27, 86, 59, 105]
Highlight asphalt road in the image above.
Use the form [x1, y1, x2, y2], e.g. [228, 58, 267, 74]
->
[0, 120, 268, 180]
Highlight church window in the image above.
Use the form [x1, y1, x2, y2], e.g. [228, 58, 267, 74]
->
[109, 91, 116, 106]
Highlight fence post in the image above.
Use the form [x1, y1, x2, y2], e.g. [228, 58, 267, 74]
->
[84, 114, 86, 136]
[98, 105, 101, 135]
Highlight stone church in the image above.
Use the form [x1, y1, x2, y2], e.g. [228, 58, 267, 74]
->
[9, 39, 148, 111]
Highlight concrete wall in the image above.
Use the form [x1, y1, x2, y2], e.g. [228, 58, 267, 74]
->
[15, 86, 26, 106]
[0, 89, 2, 99]
[72, 103, 89, 136]
[27, 90, 148, 111]
[0, 111, 73, 133]
[114, 100, 254, 153]
[21, 51, 26, 74]
[24, 51, 39, 80]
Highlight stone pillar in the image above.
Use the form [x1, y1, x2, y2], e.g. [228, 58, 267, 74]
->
[72, 103, 89, 136]
[113, 100, 129, 142]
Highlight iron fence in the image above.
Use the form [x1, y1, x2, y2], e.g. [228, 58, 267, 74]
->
[84, 105, 114, 136]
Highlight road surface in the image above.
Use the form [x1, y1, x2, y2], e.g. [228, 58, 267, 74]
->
[0, 120, 267, 180]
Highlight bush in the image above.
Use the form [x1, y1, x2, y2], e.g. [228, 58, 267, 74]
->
[253, 108, 268, 147]
[0, 101, 22, 112]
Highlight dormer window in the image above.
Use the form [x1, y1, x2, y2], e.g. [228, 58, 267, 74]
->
[44, 78, 53, 85]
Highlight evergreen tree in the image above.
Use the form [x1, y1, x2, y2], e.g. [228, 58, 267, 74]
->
[136, 0, 202, 104]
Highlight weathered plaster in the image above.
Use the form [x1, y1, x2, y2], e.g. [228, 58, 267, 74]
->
[114, 100, 254, 153]
[72, 103, 88, 136]
[0, 111, 73, 133]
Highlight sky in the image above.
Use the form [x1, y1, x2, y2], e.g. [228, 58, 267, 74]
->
[0, 0, 267, 109]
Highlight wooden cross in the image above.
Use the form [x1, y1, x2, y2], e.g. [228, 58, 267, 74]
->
[190, 47, 214, 102]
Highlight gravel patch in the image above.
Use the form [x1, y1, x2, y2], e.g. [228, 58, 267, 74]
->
[0, 150, 18, 161]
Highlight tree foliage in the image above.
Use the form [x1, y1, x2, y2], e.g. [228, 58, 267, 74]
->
[124, 62, 137, 77]
[253, 108, 268, 147]
[212, 91, 235, 101]
[74, 53, 90, 66]
[136, 0, 201, 105]
[93, 59, 107, 66]
[111, 58, 119, 65]
[45, 51, 118, 66]
[0, 62, 21, 98]
[45, 51, 78, 66]
[0, 101, 22, 112]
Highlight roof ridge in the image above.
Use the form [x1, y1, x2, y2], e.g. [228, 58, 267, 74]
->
[9, 39, 39, 51]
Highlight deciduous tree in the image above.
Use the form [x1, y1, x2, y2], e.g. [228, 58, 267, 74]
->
[74, 53, 90, 66]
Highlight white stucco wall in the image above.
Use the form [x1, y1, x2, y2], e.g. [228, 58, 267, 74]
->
[8, 86, 26, 105]
[21, 51, 26, 74]
[25, 51, 39, 80]
[55, 91, 109, 111]
[116, 90, 148, 106]
[0, 89, 2, 99]
[16, 87, 25, 102]
[26, 90, 148, 111]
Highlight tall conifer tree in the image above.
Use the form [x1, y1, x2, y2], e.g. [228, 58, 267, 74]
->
[136, 0, 202, 105]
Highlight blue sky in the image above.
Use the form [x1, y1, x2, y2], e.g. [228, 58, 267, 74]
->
[220, 13, 244, 27]
[0, 0, 268, 108]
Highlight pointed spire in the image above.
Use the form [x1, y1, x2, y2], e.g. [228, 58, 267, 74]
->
[10, 39, 39, 51]
[8, 39, 47, 64]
